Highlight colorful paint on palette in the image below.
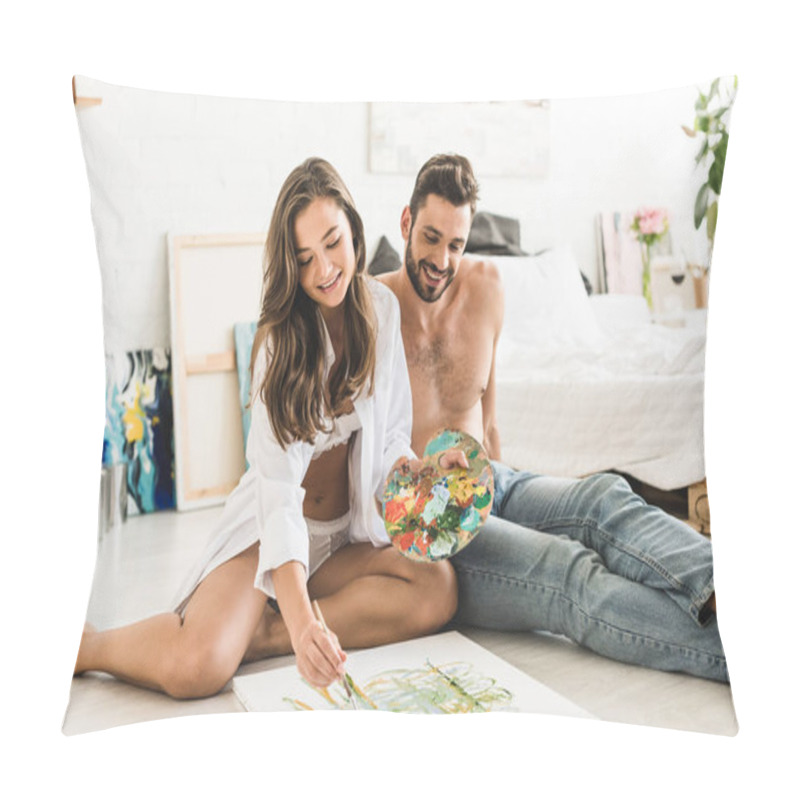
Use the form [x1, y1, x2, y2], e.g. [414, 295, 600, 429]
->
[381, 429, 493, 561]
[103, 349, 175, 513]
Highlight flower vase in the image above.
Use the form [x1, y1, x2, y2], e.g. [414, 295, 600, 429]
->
[641, 243, 653, 310]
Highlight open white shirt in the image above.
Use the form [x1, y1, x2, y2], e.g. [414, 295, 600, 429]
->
[173, 280, 415, 608]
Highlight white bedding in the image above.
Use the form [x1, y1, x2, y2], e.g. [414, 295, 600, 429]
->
[491, 251, 707, 491]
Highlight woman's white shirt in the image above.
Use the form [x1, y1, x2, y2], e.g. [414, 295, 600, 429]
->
[173, 279, 415, 604]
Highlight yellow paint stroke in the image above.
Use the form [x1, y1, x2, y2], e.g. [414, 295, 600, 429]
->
[316, 685, 337, 706]
[447, 474, 487, 506]
[121, 377, 159, 444]
[347, 674, 379, 709]
[283, 697, 314, 710]
[122, 384, 145, 444]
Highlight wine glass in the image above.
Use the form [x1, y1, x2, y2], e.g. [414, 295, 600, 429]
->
[671, 252, 687, 286]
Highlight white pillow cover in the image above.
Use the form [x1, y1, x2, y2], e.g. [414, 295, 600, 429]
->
[492, 248, 604, 347]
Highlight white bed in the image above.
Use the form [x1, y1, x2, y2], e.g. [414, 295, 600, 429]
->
[492, 249, 707, 491]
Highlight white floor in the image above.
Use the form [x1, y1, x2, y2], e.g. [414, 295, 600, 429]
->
[63, 507, 738, 737]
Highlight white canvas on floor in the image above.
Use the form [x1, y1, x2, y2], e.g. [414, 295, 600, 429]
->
[232, 631, 595, 718]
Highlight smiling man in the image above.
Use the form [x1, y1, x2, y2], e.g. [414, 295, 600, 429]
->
[382, 162, 503, 462]
[380, 153, 729, 683]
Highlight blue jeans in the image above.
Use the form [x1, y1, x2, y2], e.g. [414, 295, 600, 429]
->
[450, 462, 728, 682]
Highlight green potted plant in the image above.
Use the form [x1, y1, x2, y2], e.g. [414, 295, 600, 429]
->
[682, 76, 737, 306]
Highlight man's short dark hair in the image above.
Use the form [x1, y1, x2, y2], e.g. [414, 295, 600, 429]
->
[409, 154, 480, 222]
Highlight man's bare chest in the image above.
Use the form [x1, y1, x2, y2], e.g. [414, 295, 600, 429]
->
[403, 323, 494, 409]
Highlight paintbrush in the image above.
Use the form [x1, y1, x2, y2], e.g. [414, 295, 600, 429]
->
[312, 600, 358, 710]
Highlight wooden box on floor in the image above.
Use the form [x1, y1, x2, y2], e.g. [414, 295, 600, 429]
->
[688, 479, 711, 536]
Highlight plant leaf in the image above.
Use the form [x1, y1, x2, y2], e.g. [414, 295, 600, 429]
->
[694, 183, 710, 229]
[709, 160, 723, 195]
[695, 139, 709, 164]
[708, 132, 728, 194]
[682, 124, 697, 138]
[706, 200, 718, 243]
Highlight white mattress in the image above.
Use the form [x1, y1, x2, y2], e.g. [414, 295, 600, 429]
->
[494, 306, 707, 491]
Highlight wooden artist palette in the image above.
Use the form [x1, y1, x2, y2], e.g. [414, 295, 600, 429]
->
[381, 429, 494, 562]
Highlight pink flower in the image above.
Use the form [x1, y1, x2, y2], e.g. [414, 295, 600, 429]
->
[631, 208, 669, 250]
[632, 207, 669, 237]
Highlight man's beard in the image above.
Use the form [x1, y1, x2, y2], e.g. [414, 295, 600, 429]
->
[405, 241, 454, 303]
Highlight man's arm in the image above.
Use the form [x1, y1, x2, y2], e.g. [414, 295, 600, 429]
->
[482, 341, 502, 461]
[474, 259, 505, 461]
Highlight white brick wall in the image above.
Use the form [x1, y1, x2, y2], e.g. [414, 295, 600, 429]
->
[73, 75, 707, 354]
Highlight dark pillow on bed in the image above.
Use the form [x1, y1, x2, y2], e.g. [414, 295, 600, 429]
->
[367, 236, 401, 275]
[466, 212, 528, 256]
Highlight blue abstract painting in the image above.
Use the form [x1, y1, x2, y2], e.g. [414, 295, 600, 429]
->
[234, 321, 258, 467]
[103, 348, 175, 514]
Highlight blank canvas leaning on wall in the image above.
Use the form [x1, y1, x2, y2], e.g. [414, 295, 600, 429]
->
[168, 233, 265, 510]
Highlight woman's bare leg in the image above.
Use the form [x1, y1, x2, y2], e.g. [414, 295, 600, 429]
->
[75, 544, 267, 698]
[244, 544, 457, 661]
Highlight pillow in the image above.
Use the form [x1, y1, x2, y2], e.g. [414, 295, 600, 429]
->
[535, 246, 594, 295]
[66, 75, 737, 742]
[367, 235, 401, 275]
[465, 211, 527, 255]
[493, 247, 605, 347]
[367, 236, 400, 275]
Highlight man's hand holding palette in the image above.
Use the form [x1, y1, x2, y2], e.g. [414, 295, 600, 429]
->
[381, 429, 494, 562]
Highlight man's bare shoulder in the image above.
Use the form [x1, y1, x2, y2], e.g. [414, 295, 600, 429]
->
[460, 256, 502, 290]
[376, 269, 401, 295]
[458, 257, 504, 320]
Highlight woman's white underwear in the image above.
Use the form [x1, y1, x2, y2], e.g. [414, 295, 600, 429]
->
[307, 510, 351, 577]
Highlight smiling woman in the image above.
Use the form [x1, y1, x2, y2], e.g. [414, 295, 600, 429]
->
[254, 159, 375, 449]
[295, 199, 356, 315]
[73, 157, 458, 700]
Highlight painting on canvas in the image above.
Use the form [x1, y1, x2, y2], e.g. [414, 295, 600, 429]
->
[103, 348, 175, 514]
[233, 632, 593, 719]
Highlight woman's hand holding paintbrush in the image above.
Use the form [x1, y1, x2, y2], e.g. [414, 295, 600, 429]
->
[312, 601, 358, 708]
[289, 600, 348, 689]
[272, 562, 347, 689]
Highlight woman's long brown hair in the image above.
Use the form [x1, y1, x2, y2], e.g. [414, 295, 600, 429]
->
[252, 158, 376, 448]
